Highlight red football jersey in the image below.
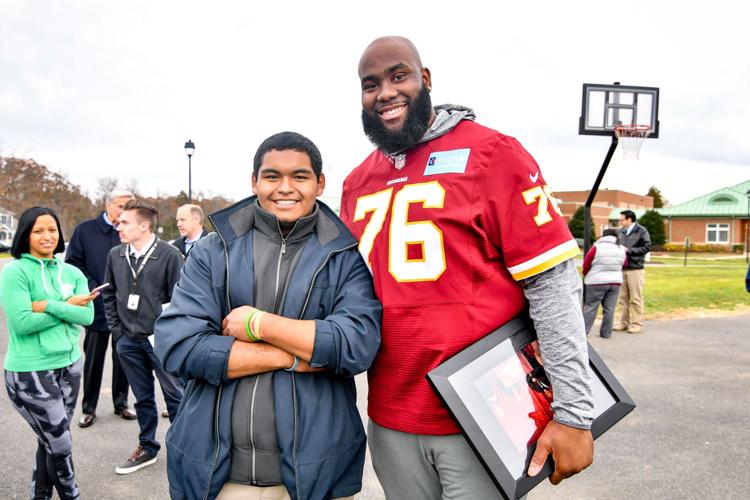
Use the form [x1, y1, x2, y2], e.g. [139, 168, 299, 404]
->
[341, 120, 578, 434]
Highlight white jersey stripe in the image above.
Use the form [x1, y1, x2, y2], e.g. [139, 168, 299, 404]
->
[506, 239, 580, 276]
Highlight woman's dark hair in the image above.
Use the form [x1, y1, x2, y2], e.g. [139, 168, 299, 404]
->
[11, 207, 66, 259]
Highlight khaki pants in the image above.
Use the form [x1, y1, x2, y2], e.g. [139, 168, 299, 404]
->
[618, 269, 645, 328]
[216, 482, 354, 500]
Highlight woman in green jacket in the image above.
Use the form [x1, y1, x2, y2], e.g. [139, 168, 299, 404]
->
[1, 207, 97, 500]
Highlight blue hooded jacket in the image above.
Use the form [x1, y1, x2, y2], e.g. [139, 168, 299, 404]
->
[154, 198, 381, 500]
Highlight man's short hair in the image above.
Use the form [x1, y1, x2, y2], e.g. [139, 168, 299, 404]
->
[620, 210, 636, 223]
[105, 189, 135, 204]
[179, 204, 204, 222]
[252, 131, 323, 179]
[602, 228, 618, 238]
[123, 199, 158, 232]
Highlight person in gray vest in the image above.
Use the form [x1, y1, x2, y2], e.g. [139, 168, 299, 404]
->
[582, 229, 627, 338]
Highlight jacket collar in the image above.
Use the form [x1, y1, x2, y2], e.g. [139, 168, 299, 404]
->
[624, 223, 640, 235]
[208, 196, 356, 251]
[95, 211, 117, 234]
[253, 201, 319, 243]
[184, 228, 209, 244]
[595, 235, 618, 245]
[117, 237, 163, 258]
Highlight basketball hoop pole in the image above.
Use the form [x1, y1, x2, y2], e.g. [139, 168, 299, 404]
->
[583, 134, 619, 256]
[579, 81, 660, 255]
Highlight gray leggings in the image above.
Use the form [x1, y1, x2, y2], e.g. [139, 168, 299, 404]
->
[5, 358, 83, 500]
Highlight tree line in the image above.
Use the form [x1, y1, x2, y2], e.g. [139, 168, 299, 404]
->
[2, 154, 670, 246]
[0, 155, 235, 240]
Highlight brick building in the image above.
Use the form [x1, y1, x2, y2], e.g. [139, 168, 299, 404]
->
[555, 189, 654, 235]
[657, 180, 750, 247]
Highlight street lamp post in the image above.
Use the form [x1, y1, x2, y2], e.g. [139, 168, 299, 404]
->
[184, 140, 195, 203]
[746, 190, 750, 263]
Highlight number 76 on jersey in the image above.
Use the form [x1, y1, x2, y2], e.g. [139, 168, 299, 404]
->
[350, 180, 562, 283]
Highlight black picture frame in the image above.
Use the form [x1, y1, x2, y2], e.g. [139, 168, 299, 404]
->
[427, 315, 635, 500]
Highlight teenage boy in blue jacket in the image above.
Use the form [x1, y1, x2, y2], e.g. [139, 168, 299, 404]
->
[155, 131, 382, 500]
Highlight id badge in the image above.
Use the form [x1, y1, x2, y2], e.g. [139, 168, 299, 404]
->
[127, 294, 140, 310]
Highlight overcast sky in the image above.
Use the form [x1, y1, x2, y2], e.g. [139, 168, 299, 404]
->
[1, 0, 749, 207]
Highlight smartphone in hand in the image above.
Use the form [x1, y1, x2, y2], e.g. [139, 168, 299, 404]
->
[91, 282, 111, 294]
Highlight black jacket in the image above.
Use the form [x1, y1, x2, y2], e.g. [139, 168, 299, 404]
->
[102, 238, 183, 341]
[619, 223, 651, 270]
[65, 213, 121, 331]
[171, 229, 208, 258]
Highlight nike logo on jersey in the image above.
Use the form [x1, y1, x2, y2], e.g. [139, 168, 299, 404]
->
[529, 171, 539, 183]
[424, 148, 471, 176]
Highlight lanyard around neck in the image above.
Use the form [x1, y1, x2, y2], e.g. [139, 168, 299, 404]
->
[126, 240, 158, 280]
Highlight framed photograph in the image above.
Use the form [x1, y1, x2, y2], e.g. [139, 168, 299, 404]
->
[427, 315, 635, 500]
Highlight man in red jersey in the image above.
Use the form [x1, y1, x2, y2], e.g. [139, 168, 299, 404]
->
[341, 36, 594, 498]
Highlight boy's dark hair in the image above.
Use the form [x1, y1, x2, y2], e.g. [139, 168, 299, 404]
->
[602, 228, 618, 238]
[11, 207, 66, 259]
[620, 210, 636, 223]
[252, 131, 323, 179]
[123, 199, 158, 232]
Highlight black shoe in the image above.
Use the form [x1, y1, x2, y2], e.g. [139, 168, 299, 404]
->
[78, 413, 96, 428]
[115, 446, 157, 474]
[114, 407, 137, 420]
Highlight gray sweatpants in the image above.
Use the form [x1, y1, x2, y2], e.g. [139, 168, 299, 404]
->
[5, 358, 83, 500]
[368, 420, 502, 500]
[582, 285, 621, 338]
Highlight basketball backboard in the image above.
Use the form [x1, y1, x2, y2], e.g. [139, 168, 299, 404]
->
[579, 83, 659, 137]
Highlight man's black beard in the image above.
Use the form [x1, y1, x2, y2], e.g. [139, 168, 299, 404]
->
[361, 87, 433, 155]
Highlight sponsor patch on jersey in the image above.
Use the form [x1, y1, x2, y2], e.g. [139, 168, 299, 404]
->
[424, 148, 470, 176]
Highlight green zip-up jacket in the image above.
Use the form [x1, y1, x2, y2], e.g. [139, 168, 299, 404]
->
[0, 254, 94, 371]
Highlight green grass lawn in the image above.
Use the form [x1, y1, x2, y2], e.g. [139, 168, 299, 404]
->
[651, 252, 745, 260]
[579, 256, 750, 317]
[644, 263, 750, 315]
[650, 256, 747, 268]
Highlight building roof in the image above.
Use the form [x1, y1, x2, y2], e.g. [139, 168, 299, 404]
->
[658, 180, 750, 217]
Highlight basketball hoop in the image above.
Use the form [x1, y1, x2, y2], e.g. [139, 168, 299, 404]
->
[614, 125, 651, 160]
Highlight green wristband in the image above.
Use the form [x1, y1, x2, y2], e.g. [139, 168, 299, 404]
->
[245, 311, 261, 342]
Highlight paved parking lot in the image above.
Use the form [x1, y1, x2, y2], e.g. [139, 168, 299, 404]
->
[1, 258, 748, 499]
